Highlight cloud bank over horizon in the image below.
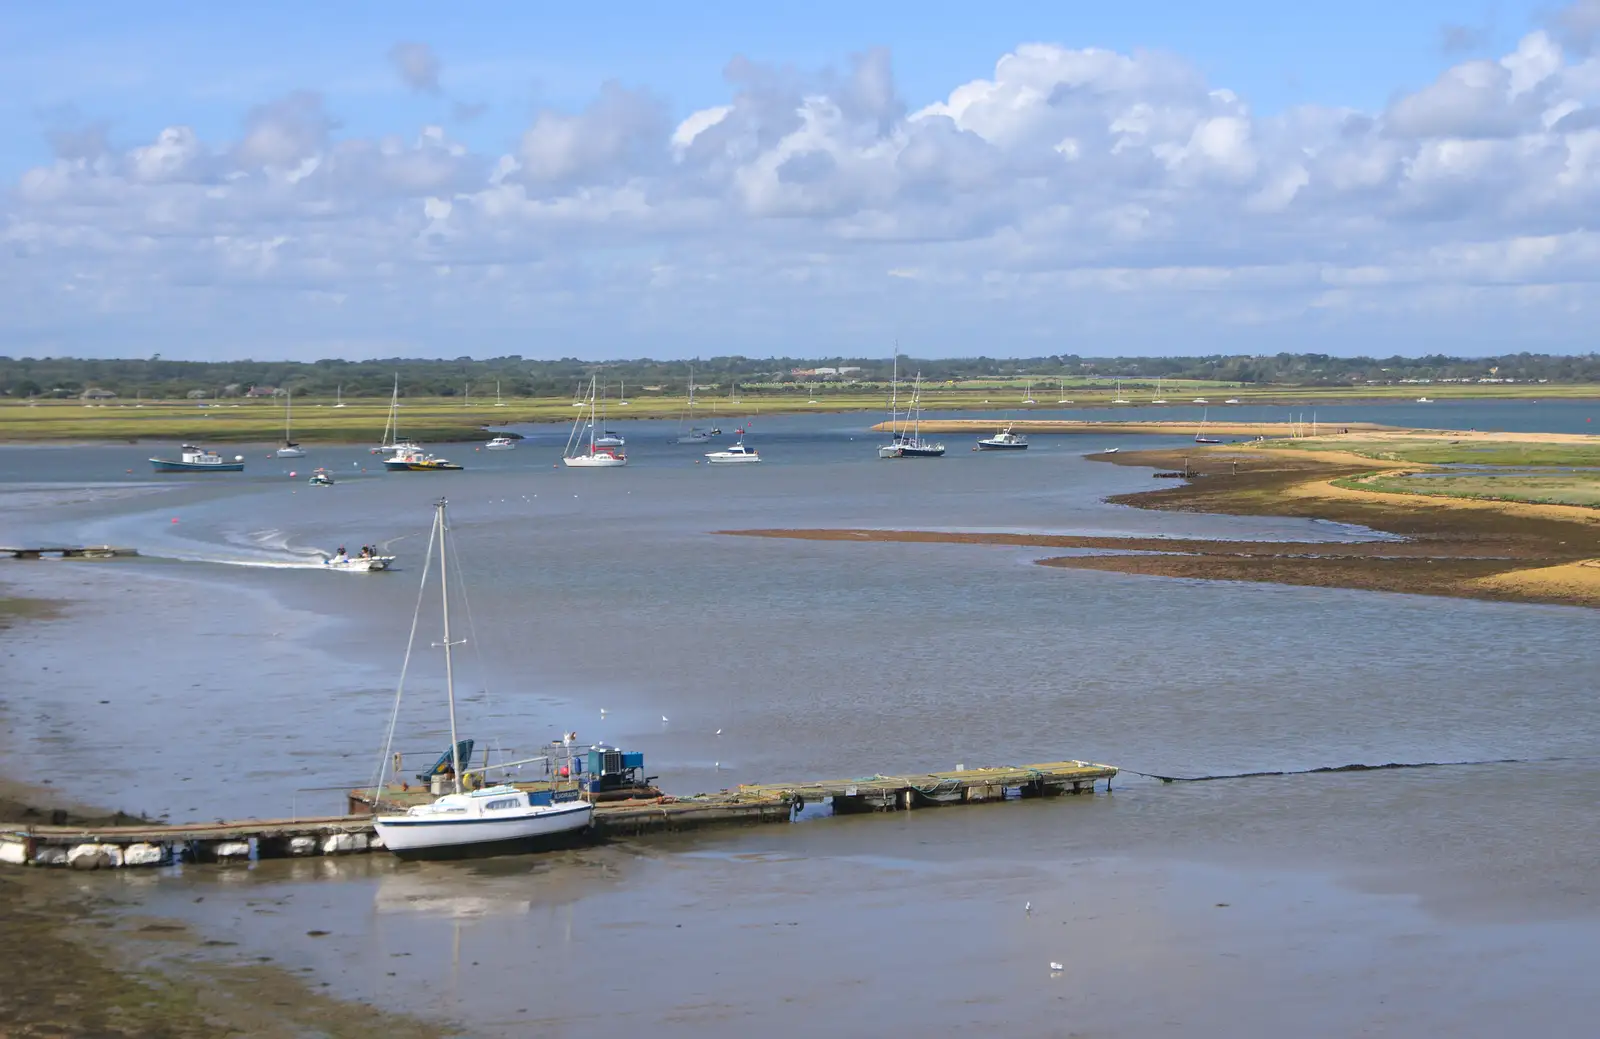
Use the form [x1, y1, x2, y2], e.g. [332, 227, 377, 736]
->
[5, 3, 1600, 361]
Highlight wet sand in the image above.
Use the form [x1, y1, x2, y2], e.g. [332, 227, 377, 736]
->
[721, 447, 1600, 608]
[0, 583, 449, 1039]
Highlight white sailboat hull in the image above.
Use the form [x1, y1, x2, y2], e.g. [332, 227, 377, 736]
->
[275, 447, 306, 458]
[374, 801, 594, 860]
[562, 454, 626, 467]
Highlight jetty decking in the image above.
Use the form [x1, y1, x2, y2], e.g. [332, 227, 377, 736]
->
[1, 545, 138, 560]
[1, 759, 1116, 870]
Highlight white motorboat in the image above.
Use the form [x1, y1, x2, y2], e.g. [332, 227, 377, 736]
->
[563, 377, 627, 467]
[484, 436, 516, 451]
[1224, 398, 1241, 404]
[370, 498, 594, 859]
[308, 467, 335, 486]
[706, 439, 760, 464]
[977, 425, 1029, 450]
[1416, 396, 1432, 403]
[276, 389, 306, 457]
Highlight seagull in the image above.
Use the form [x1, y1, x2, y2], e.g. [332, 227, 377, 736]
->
[661, 715, 669, 723]
[1049, 962, 1064, 972]
[715, 729, 722, 736]
[599, 708, 607, 716]
[1025, 902, 1032, 915]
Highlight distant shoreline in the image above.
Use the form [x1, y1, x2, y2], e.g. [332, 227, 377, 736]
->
[2, 390, 1596, 444]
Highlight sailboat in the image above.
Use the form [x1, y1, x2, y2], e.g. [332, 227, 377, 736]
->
[675, 366, 720, 444]
[371, 498, 595, 860]
[1021, 381, 1037, 404]
[333, 384, 347, 408]
[494, 381, 506, 408]
[564, 377, 626, 467]
[881, 372, 945, 458]
[1194, 409, 1221, 444]
[276, 390, 306, 457]
[1057, 379, 1073, 404]
[617, 380, 628, 406]
[1111, 379, 1131, 405]
[877, 353, 904, 458]
[1150, 377, 1167, 404]
[371, 375, 422, 455]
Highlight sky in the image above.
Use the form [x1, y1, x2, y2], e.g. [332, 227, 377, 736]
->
[2, 0, 1598, 360]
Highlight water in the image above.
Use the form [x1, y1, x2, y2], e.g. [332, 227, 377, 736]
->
[3, 406, 1598, 1037]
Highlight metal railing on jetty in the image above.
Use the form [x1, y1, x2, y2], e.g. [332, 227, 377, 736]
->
[1, 759, 1117, 870]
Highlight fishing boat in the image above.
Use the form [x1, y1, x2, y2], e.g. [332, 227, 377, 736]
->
[484, 436, 516, 451]
[564, 377, 626, 467]
[371, 375, 422, 455]
[385, 446, 463, 471]
[1194, 409, 1221, 444]
[323, 547, 394, 572]
[977, 425, 1029, 450]
[675, 366, 720, 443]
[276, 390, 306, 457]
[308, 467, 336, 486]
[149, 445, 245, 472]
[371, 498, 594, 859]
[881, 372, 945, 458]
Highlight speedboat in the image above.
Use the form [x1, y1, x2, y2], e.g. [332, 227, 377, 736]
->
[149, 445, 245, 472]
[308, 468, 335, 486]
[977, 426, 1029, 450]
[705, 440, 760, 464]
[323, 551, 394, 572]
[385, 446, 463, 471]
[484, 436, 516, 451]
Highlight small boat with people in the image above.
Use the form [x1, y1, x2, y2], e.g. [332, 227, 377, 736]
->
[323, 544, 394, 572]
[308, 467, 335, 486]
[484, 436, 517, 451]
[977, 425, 1029, 450]
[149, 444, 245, 473]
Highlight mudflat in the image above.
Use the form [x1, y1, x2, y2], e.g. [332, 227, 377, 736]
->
[721, 445, 1600, 608]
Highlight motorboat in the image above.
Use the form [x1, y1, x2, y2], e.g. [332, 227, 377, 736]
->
[308, 468, 335, 486]
[370, 498, 594, 860]
[706, 439, 760, 464]
[323, 549, 394, 572]
[484, 436, 517, 451]
[385, 446, 463, 471]
[149, 445, 245, 472]
[977, 426, 1029, 450]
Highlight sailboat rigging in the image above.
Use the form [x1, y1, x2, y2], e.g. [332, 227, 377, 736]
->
[675, 365, 721, 443]
[563, 376, 626, 467]
[1194, 408, 1220, 443]
[275, 390, 305, 457]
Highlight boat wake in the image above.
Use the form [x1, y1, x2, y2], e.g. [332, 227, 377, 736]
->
[1123, 757, 1564, 784]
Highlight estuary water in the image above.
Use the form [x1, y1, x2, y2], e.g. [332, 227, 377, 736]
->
[1, 402, 1596, 1038]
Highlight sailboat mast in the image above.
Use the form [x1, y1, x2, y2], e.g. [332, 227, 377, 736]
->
[284, 389, 291, 441]
[436, 498, 463, 795]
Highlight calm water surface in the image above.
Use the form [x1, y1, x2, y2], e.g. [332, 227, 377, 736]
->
[2, 407, 1596, 1037]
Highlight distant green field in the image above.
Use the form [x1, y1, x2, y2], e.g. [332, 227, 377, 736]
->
[2, 380, 1597, 442]
[1338, 472, 1600, 509]
[1273, 437, 1600, 468]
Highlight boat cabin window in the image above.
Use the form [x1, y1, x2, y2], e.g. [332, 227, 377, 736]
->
[485, 798, 521, 811]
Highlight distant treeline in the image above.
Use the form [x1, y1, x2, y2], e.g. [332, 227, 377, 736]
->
[2, 351, 1597, 400]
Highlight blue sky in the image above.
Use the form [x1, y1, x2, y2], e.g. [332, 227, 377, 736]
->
[2, 0, 1596, 359]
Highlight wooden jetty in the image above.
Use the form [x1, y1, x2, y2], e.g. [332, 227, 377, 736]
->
[1, 545, 138, 560]
[1, 759, 1116, 870]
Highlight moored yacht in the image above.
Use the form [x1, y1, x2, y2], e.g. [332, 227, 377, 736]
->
[149, 445, 245, 472]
